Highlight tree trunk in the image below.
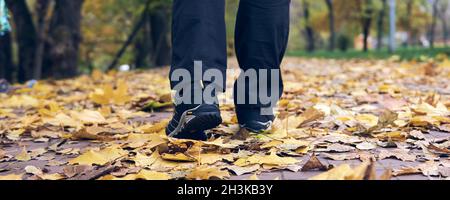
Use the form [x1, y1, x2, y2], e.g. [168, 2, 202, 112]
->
[443, 17, 448, 46]
[325, 0, 335, 51]
[362, 0, 373, 52]
[6, 0, 37, 82]
[303, 0, 315, 52]
[33, 0, 53, 80]
[376, 0, 387, 50]
[439, 1, 449, 46]
[405, 0, 413, 46]
[0, 32, 13, 82]
[429, 0, 440, 49]
[389, 0, 396, 53]
[134, 5, 171, 68]
[149, 5, 171, 67]
[134, 11, 152, 69]
[45, 0, 83, 79]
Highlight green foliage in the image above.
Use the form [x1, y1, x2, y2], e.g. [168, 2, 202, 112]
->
[287, 47, 450, 61]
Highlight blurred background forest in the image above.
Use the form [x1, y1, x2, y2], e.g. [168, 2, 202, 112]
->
[0, 0, 449, 83]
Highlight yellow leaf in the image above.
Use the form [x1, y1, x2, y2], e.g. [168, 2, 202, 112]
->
[38, 102, 62, 117]
[100, 170, 171, 180]
[410, 116, 440, 127]
[71, 110, 106, 124]
[69, 145, 127, 166]
[89, 80, 131, 105]
[248, 174, 260, 180]
[186, 166, 230, 180]
[133, 152, 158, 167]
[198, 153, 234, 165]
[15, 147, 31, 161]
[236, 152, 300, 167]
[309, 162, 375, 180]
[0, 174, 23, 180]
[161, 153, 196, 162]
[40, 173, 65, 180]
[126, 133, 167, 149]
[43, 113, 82, 128]
[413, 102, 449, 116]
[137, 120, 169, 134]
[356, 114, 379, 129]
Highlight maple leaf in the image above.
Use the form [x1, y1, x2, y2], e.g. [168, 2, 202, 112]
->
[186, 166, 230, 180]
[89, 80, 131, 105]
[69, 145, 127, 166]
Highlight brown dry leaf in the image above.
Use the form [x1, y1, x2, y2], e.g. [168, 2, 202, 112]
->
[0, 149, 5, 159]
[296, 107, 325, 127]
[392, 167, 421, 177]
[301, 154, 329, 171]
[321, 152, 360, 161]
[72, 126, 112, 140]
[379, 169, 393, 180]
[378, 149, 416, 162]
[68, 145, 127, 166]
[186, 166, 230, 180]
[63, 165, 91, 178]
[427, 144, 450, 156]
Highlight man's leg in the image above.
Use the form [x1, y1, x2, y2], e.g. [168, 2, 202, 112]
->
[167, 0, 226, 140]
[234, 0, 290, 132]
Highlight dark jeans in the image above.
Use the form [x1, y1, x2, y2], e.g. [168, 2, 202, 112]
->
[171, 0, 290, 108]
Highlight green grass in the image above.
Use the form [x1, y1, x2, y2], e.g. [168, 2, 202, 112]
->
[287, 46, 450, 61]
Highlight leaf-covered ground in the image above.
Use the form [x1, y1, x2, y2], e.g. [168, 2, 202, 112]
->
[1, 57, 449, 180]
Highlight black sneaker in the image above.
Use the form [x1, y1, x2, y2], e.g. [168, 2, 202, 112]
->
[166, 104, 222, 141]
[236, 107, 275, 133]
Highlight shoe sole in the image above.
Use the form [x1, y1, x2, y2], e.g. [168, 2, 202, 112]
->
[168, 106, 222, 138]
[240, 121, 273, 134]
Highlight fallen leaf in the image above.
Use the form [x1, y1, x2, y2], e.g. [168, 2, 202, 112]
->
[198, 153, 233, 165]
[235, 152, 300, 167]
[0, 174, 23, 180]
[161, 153, 196, 162]
[356, 142, 377, 150]
[15, 147, 31, 161]
[301, 154, 330, 171]
[226, 165, 260, 176]
[378, 149, 416, 162]
[69, 145, 127, 166]
[100, 170, 171, 180]
[186, 166, 230, 180]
